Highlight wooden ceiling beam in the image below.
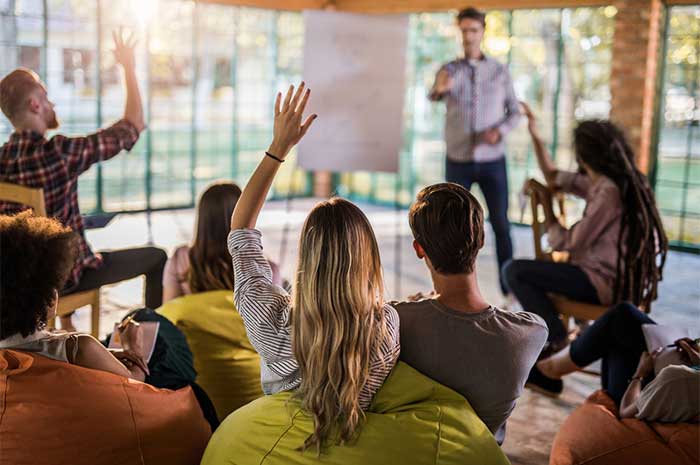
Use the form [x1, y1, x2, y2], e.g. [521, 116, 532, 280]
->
[198, 0, 698, 11]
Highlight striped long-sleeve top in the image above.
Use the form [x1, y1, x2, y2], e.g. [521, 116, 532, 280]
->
[227, 228, 400, 410]
[430, 55, 521, 163]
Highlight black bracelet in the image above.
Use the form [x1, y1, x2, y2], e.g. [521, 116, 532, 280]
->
[265, 151, 284, 163]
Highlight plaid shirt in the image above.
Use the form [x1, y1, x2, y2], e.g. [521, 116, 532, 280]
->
[0, 119, 140, 289]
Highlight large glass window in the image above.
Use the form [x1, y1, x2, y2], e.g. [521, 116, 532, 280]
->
[334, 7, 616, 226]
[0, 0, 311, 214]
[655, 5, 699, 249]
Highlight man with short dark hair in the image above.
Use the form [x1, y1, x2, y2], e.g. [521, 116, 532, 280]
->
[0, 30, 166, 330]
[429, 6, 520, 299]
[395, 182, 547, 444]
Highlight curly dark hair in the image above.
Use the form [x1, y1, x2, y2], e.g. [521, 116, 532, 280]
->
[409, 182, 485, 274]
[574, 120, 668, 310]
[0, 212, 78, 339]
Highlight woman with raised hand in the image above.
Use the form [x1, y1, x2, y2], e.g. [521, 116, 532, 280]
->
[228, 83, 400, 451]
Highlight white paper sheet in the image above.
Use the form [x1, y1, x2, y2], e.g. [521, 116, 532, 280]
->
[298, 10, 408, 173]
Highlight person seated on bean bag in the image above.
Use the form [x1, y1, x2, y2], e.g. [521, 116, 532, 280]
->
[158, 290, 264, 418]
[227, 83, 400, 453]
[0, 212, 212, 464]
[201, 361, 510, 465]
[0, 212, 151, 381]
[527, 302, 700, 425]
[162, 181, 282, 303]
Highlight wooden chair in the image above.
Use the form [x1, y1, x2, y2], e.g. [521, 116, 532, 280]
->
[0, 182, 101, 337]
[526, 179, 608, 333]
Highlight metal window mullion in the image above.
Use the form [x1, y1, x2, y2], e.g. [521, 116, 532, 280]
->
[678, 16, 700, 243]
[550, 8, 564, 161]
[95, 0, 103, 213]
[231, 8, 239, 180]
[649, 5, 670, 188]
[41, 0, 47, 81]
[190, 2, 198, 206]
[270, 10, 280, 198]
[145, 28, 153, 211]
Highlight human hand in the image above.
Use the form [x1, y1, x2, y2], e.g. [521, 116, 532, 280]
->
[267, 82, 317, 160]
[111, 348, 150, 376]
[520, 101, 538, 135]
[634, 348, 662, 378]
[112, 28, 137, 70]
[481, 128, 502, 145]
[676, 338, 700, 365]
[434, 69, 453, 95]
[117, 315, 144, 355]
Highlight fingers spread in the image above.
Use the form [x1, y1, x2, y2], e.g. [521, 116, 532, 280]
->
[297, 88, 311, 115]
[282, 85, 294, 112]
[274, 92, 281, 116]
[300, 114, 317, 137]
[290, 81, 305, 111]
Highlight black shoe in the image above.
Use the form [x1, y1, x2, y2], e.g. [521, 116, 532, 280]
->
[537, 337, 570, 360]
[525, 365, 563, 398]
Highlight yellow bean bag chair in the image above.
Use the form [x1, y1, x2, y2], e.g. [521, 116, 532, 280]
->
[202, 361, 511, 465]
[158, 290, 263, 420]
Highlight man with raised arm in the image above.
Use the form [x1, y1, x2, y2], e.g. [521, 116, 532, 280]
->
[0, 30, 166, 330]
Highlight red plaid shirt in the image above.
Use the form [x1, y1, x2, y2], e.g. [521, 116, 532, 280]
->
[0, 119, 140, 289]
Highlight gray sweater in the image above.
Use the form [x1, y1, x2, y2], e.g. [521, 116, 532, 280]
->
[395, 300, 548, 444]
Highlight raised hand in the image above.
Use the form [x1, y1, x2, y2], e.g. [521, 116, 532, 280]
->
[520, 101, 539, 136]
[268, 82, 317, 160]
[112, 28, 137, 70]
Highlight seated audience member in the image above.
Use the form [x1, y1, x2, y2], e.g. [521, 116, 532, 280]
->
[0, 212, 218, 429]
[503, 103, 668, 353]
[0, 30, 166, 331]
[528, 302, 700, 423]
[228, 83, 399, 451]
[163, 181, 281, 303]
[394, 183, 548, 444]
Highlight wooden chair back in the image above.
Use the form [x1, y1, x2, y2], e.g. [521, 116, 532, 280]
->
[0, 182, 47, 216]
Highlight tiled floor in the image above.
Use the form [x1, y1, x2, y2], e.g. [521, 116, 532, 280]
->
[69, 198, 699, 465]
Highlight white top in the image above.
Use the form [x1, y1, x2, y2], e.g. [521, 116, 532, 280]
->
[636, 364, 700, 423]
[0, 329, 80, 363]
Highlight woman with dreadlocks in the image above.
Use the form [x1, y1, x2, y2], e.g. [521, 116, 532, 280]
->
[503, 102, 668, 358]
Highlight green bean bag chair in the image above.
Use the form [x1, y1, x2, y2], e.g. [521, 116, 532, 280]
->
[158, 290, 263, 420]
[201, 361, 510, 465]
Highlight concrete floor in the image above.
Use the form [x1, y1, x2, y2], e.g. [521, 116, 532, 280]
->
[70, 198, 700, 465]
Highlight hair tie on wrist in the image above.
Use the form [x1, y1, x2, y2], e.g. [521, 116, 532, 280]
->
[265, 151, 284, 163]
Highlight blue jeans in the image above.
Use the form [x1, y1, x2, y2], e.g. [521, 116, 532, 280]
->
[446, 157, 513, 294]
[569, 303, 655, 405]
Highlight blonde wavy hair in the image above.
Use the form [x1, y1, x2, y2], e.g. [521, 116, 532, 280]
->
[291, 198, 388, 452]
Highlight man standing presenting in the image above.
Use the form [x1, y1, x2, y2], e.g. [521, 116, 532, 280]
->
[429, 7, 520, 298]
[0, 30, 166, 330]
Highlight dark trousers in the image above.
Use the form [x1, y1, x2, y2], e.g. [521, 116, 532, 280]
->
[446, 158, 512, 295]
[63, 247, 167, 309]
[570, 302, 655, 405]
[503, 259, 600, 342]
